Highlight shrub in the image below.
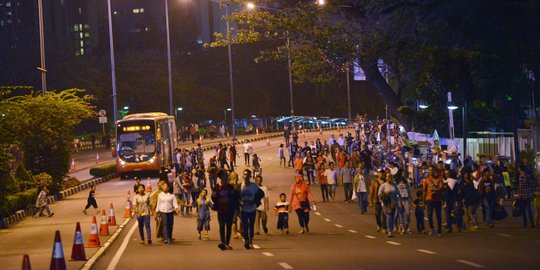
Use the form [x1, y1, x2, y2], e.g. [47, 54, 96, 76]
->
[0, 172, 19, 195]
[33, 172, 53, 188]
[0, 188, 38, 217]
[61, 177, 81, 190]
[89, 163, 116, 177]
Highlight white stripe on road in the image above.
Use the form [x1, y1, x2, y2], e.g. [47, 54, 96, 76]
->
[279, 262, 294, 269]
[365, 235, 376, 239]
[417, 249, 437, 255]
[315, 212, 321, 216]
[267, 157, 273, 160]
[323, 218, 331, 222]
[252, 245, 261, 249]
[457, 260, 484, 268]
[335, 224, 343, 228]
[106, 222, 138, 270]
[497, 233, 511, 237]
[386, 241, 402, 246]
[348, 230, 357, 233]
[262, 252, 274, 257]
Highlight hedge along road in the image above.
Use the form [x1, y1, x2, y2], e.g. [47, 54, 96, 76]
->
[0, 128, 348, 270]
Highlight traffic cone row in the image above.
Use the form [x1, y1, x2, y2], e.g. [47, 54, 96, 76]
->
[71, 222, 86, 261]
[146, 177, 152, 192]
[87, 216, 101, 248]
[99, 209, 109, 236]
[50, 230, 66, 270]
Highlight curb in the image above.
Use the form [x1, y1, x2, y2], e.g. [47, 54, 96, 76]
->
[1, 173, 118, 228]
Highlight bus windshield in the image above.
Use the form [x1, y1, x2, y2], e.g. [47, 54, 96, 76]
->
[117, 120, 156, 162]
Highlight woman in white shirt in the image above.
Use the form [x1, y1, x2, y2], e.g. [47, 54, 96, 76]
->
[243, 140, 253, 166]
[156, 182, 179, 244]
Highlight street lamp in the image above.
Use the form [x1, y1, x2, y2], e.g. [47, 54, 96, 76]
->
[106, 0, 118, 125]
[165, 0, 174, 116]
[246, 3, 294, 117]
[37, 0, 46, 94]
[175, 107, 183, 123]
[224, 4, 236, 139]
[224, 108, 232, 124]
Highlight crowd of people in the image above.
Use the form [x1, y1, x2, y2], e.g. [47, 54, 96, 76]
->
[123, 115, 540, 250]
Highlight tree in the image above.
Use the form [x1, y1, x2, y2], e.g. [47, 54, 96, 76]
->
[0, 88, 94, 189]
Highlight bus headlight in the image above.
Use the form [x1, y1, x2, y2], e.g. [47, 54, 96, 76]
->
[149, 157, 155, 164]
[120, 160, 126, 166]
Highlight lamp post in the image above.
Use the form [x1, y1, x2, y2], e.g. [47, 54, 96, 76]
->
[37, 0, 46, 94]
[447, 92, 457, 140]
[224, 4, 236, 139]
[246, 3, 295, 117]
[175, 107, 183, 124]
[106, 0, 118, 125]
[165, 0, 174, 116]
[224, 108, 232, 124]
[346, 64, 351, 122]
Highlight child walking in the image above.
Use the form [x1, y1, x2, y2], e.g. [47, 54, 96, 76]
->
[413, 190, 425, 233]
[83, 185, 99, 215]
[279, 144, 286, 167]
[192, 189, 213, 240]
[274, 193, 290, 234]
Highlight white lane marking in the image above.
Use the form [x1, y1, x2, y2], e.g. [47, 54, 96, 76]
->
[386, 241, 402, 246]
[267, 157, 273, 160]
[262, 252, 274, 257]
[497, 233, 511, 237]
[335, 224, 343, 228]
[365, 235, 376, 239]
[417, 249, 437, 255]
[348, 230, 357, 233]
[457, 260, 484, 268]
[323, 218, 331, 222]
[252, 244, 261, 249]
[315, 212, 321, 216]
[106, 222, 138, 270]
[279, 262, 294, 269]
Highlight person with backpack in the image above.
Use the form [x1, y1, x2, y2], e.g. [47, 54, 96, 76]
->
[212, 170, 239, 250]
[192, 189, 213, 240]
[378, 169, 401, 238]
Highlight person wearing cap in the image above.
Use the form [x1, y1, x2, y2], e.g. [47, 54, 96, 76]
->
[289, 174, 315, 234]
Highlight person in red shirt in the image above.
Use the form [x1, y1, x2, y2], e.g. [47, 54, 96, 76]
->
[289, 175, 315, 234]
[422, 166, 444, 236]
[336, 148, 348, 185]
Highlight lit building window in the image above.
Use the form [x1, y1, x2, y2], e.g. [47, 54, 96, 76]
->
[79, 32, 83, 39]
[85, 32, 90, 37]
[84, 24, 89, 29]
[6, 2, 11, 7]
[132, 8, 145, 14]
[74, 25, 79, 31]
[80, 48, 84, 55]
[80, 40, 84, 47]
[114, 11, 117, 15]
[78, 8, 82, 15]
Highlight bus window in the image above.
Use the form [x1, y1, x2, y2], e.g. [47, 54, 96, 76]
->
[117, 122, 156, 163]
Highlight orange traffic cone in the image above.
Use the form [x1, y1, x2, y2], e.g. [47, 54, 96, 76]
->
[319, 128, 323, 135]
[21, 254, 31, 270]
[146, 177, 152, 192]
[226, 132, 230, 139]
[127, 190, 131, 201]
[95, 152, 100, 164]
[71, 222, 86, 261]
[50, 230, 67, 270]
[99, 210, 109, 236]
[108, 203, 117, 226]
[123, 199, 132, 218]
[199, 135, 203, 145]
[256, 128, 259, 135]
[338, 125, 341, 132]
[87, 216, 101, 247]
[266, 138, 270, 146]
[71, 159, 76, 171]
[302, 130, 306, 138]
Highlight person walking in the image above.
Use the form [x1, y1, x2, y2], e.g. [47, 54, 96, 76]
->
[478, 168, 496, 228]
[243, 140, 253, 166]
[378, 170, 400, 237]
[516, 166, 536, 228]
[324, 162, 337, 202]
[83, 185, 99, 215]
[193, 189, 213, 240]
[240, 169, 261, 249]
[318, 163, 329, 202]
[134, 184, 152, 244]
[462, 172, 481, 230]
[34, 186, 54, 217]
[255, 175, 269, 235]
[155, 182, 179, 244]
[213, 170, 240, 250]
[289, 174, 316, 234]
[342, 161, 354, 202]
[370, 169, 386, 232]
[279, 144, 287, 167]
[423, 166, 444, 236]
[274, 193, 290, 234]
[353, 164, 368, 214]
[397, 176, 412, 234]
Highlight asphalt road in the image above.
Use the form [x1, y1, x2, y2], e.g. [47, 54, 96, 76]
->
[92, 132, 540, 270]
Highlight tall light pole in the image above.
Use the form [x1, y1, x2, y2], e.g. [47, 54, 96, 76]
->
[346, 64, 351, 122]
[225, 4, 236, 139]
[165, 0, 174, 116]
[106, 0, 118, 125]
[246, 4, 294, 116]
[37, 0, 46, 94]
